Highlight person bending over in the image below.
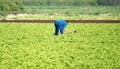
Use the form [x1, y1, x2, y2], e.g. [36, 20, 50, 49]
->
[54, 20, 68, 35]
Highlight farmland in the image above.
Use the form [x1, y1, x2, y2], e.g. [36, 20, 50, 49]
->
[0, 0, 120, 68]
[24, 6, 120, 16]
[0, 15, 120, 69]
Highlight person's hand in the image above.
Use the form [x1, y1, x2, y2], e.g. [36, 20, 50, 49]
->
[64, 29, 77, 33]
[64, 29, 70, 32]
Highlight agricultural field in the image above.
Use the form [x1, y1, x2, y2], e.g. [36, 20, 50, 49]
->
[24, 6, 120, 15]
[0, 16, 120, 69]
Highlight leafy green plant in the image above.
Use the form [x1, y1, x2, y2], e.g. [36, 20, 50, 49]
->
[0, 0, 24, 16]
[0, 16, 120, 68]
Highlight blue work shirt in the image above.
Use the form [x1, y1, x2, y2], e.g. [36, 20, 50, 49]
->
[54, 20, 68, 35]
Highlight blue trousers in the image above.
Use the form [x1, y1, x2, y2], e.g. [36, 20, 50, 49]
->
[54, 23, 64, 35]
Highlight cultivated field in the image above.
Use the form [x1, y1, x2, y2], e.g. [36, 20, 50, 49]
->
[0, 16, 120, 69]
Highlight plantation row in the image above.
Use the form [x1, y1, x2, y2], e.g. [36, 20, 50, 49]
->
[23, 0, 120, 6]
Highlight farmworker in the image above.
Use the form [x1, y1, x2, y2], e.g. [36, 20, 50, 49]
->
[54, 20, 68, 35]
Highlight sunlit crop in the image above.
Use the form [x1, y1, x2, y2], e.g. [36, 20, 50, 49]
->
[0, 16, 120, 69]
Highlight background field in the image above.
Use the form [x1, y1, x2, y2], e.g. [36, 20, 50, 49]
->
[23, 6, 120, 16]
[0, 0, 120, 18]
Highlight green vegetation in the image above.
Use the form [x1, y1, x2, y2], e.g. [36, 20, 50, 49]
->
[0, 0, 24, 17]
[0, 23, 120, 69]
[0, 0, 120, 17]
[0, 16, 120, 69]
[24, 6, 120, 16]
[23, 0, 120, 15]
[23, 0, 120, 6]
[0, 0, 120, 68]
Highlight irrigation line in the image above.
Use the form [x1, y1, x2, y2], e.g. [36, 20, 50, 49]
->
[0, 20, 120, 23]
